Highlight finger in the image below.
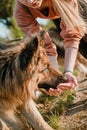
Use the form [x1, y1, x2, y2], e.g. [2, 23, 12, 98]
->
[58, 86, 72, 90]
[49, 88, 61, 96]
[56, 88, 63, 94]
[73, 78, 78, 86]
[57, 82, 72, 88]
[49, 88, 59, 96]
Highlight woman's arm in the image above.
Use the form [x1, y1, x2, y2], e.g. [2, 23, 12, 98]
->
[14, 0, 58, 69]
[14, 0, 43, 36]
[60, 19, 83, 73]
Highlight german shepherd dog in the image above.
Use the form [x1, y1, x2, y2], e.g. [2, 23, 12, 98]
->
[0, 31, 66, 130]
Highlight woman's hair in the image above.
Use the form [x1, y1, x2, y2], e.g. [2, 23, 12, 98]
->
[52, 0, 87, 35]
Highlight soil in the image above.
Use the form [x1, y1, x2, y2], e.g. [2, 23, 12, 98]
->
[58, 72, 87, 130]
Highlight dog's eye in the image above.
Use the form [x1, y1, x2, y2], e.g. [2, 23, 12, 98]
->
[43, 64, 50, 73]
[45, 68, 50, 73]
[44, 64, 50, 73]
[40, 65, 50, 73]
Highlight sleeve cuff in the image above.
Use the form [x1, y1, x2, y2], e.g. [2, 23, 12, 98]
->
[64, 41, 80, 49]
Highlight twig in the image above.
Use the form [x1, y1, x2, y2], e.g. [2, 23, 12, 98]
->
[78, 78, 87, 84]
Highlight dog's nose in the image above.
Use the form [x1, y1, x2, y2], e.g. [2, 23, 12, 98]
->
[62, 76, 68, 83]
[57, 75, 67, 84]
[38, 75, 68, 91]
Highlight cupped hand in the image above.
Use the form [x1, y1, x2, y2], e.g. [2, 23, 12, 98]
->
[47, 72, 78, 96]
[63, 72, 78, 86]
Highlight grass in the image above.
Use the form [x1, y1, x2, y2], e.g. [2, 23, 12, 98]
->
[36, 89, 76, 130]
[47, 113, 59, 129]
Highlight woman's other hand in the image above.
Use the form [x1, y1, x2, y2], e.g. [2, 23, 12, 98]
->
[48, 72, 78, 96]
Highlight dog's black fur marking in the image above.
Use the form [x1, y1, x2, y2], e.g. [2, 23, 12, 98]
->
[19, 37, 38, 70]
[0, 59, 16, 87]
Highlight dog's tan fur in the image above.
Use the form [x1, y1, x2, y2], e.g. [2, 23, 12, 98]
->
[0, 32, 66, 130]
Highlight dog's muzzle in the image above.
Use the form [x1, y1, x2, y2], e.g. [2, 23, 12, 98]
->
[38, 76, 67, 91]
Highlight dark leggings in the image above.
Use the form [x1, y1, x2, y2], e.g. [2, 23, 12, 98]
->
[52, 18, 61, 34]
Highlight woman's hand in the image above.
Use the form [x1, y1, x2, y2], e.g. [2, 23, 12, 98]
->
[57, 72, 78, 90]
[48, 72, 78, 96]
[63, 71, 78, 86]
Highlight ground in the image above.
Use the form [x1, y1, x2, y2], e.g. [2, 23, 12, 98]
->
[58, 72, 87, 130]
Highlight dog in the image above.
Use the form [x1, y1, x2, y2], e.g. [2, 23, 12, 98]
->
[0, 31, 66, 130]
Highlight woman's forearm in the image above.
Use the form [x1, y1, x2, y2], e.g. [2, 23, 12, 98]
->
[64, 47, 78, 73]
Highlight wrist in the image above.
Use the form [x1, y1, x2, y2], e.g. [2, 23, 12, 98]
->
[64, 47, 78, 73]
[64, 70, 73, 74]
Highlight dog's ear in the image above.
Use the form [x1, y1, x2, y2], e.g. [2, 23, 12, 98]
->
[38, 30, 45, 47]
[19, 36, 38, 70]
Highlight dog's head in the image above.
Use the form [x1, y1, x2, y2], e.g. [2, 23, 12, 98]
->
[0, 31, 66, 100]
[19, 31, 66, 96]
